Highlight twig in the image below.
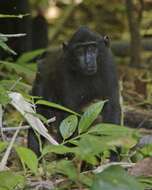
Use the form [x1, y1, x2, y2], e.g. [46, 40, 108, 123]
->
[9, 77, 22, 91]
[0, 105, 3, 136]
[93, 162, 135, 174]
[0, 33, 26, 38]
[2, 125, 30, 132]
[47, 116, 56, 124]
[1, 117, 56, 132]
[0, 122, 22, 171]
[119, 80, 124, 125]
[0, 14, 29, 19]
[0, 105, 5, 140]
[27, 180, 54, 190]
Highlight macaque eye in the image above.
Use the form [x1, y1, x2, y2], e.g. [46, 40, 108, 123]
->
[88, 45, 97, 52]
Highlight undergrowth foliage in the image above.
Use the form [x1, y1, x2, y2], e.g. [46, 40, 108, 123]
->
[0, 96, 146, 189]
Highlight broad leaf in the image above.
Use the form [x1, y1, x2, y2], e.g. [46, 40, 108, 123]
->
[79, 173, 93, 187]
[78, 101, 107, 134]
[0, 171, 25, 189]
[56, 160, 77, 180]
[89, 124, 137, 148]
[59, 115, 78, 140]
[0, 142, 8, 153]
[76, 134, 107, 164]
[36, 100, 80, 116]
[89, 123, 136, 136]
[0, 60, 34, 77]
[0, 79, 31, 92]
[91, 166, 144, 190]
[0, 40, 16, 55]
[42, 144, 75, 156]
[17, 49, 45, 63]
[15, 146, 38, 174]
[0, 86, 10, 105]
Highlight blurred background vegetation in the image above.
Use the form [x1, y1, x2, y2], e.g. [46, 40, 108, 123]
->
[0, 0, 152, 64]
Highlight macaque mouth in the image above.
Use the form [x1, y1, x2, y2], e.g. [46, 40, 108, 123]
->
[86, 67, 97, 75]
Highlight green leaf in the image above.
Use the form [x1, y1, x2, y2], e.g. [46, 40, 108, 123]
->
[15, 146, 38, 174]
[0, 60, 35, 77]
[89, 123, 135, 136]
[0, 86, 10, 105]
[17, 49, 46, 63]
[36, 100, 80, 116]
[76, 134, 107, 164]
[138, 176, 152, 189]
[42, 144, 75, 156]
[140, 145, 152, 157]
[56, 160, 77, 180]
[0, 79, 31, 92]
[78, 100, 107, 134]
[0, 142, 8, 153]
[91, 166, 144, 190]
[0, 171, 25, 189]
[0, 34, 7, 42]
[0, 40, 16, 55]
[59, 115, 78, 140]
[0, 13, 29, 18]
[89, 124, 137, 148]
[79, 173, 93, 187]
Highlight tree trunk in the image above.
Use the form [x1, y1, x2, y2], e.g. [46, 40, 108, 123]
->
[125, 0, 143, 67]
[0, 0, 32, 59]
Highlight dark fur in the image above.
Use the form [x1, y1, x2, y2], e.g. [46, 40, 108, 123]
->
[28, 26, 121, 156]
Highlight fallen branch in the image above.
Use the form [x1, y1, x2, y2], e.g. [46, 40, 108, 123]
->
[0, 122, 22, 171]
[93, 162, 135, 174]
[124, 106, 152, 129]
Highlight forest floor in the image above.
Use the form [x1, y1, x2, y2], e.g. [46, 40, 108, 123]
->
[118, 63, 152, 130]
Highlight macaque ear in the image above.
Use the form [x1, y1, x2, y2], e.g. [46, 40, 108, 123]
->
[104, 35, 110, 47]
[62, 42, 68, 51]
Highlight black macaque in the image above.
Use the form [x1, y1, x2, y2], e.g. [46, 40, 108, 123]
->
[28, 26, 121, 156]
